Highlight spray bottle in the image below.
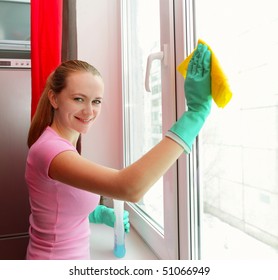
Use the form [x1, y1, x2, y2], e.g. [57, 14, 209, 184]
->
[113, 199, 126, 258]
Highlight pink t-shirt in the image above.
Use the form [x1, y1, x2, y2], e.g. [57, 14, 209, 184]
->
[25, 127, 100, 259]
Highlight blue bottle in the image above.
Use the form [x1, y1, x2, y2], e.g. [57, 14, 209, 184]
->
[113, 200, 126, 258]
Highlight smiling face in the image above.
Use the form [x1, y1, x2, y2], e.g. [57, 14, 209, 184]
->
[48, 71, 104, 143]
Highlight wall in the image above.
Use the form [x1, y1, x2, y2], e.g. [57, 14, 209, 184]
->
[76, 0, 123, 169]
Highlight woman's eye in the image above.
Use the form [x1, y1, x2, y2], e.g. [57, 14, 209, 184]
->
[74, 97, 83, 102]
[93, 99, 102, 105]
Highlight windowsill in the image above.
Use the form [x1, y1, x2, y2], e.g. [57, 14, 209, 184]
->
[89, 223, 158, 260]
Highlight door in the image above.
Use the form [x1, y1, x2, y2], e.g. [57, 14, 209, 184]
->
[0, 68, 31, 259]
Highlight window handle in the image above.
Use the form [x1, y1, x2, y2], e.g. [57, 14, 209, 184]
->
[145, 44, 168, 92]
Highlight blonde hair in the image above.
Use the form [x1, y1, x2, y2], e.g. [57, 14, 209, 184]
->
[27, 60, 101, 152]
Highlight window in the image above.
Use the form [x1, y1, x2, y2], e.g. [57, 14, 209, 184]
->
[122, 0, 163, 228]
[194, 0, 278, 259]
[121, 0, 182, 259]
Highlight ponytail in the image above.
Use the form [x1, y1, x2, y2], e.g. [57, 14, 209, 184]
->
[27, 73, 54, 148]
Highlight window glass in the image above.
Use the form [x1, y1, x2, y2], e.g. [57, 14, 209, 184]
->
[122, 0, 164, 229]
[195, 0, 278, 258]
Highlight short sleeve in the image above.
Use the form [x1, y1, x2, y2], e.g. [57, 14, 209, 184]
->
[26, 128, 77, 180]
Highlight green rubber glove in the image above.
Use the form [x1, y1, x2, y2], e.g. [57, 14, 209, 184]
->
[89, 205, 130, 233]
[166, 43, 212, 153]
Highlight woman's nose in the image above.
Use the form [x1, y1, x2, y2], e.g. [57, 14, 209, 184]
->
[82, 103, 94, 115]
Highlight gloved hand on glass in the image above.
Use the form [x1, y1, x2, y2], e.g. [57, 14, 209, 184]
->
[166, 42, 212, 153]
[89, 205, 130, 233]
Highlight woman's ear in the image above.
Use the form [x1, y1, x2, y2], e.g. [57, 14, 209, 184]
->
[48, 90, 58, 109]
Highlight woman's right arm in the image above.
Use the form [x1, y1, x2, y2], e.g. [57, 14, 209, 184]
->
[49, 136, 183, 203]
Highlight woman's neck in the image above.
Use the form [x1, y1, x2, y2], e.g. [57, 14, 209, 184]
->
[50, 122, 79, 148]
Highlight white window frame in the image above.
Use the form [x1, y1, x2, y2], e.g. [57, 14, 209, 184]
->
[175, 0, 198, 260]
[121, 0, 193, 260]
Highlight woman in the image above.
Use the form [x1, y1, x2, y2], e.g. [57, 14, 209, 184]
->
[25, 43, 211, 259]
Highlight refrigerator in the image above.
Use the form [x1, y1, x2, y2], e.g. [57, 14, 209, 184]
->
[0, 66, 31, 259]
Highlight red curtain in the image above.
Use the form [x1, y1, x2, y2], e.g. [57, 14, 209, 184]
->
[31, 0, 63, 118]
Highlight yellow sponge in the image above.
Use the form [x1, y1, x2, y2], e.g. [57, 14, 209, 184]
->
[177, 39, 232, 108]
